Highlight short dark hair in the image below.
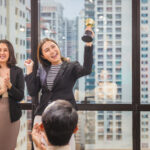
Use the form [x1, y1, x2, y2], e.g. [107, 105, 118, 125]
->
[37, 38, 68, 68]
[42, 100, 78, 146]
[0, 39, 17, 67]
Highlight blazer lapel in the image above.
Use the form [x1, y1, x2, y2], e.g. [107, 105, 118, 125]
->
[10, 66, 16, 84]
[51, 62, 67, 91]
[43, 66, 50, 91]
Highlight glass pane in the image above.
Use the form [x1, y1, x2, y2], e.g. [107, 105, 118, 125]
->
[39, 0, 132, 104]
[141, 112, 150, 150]
[140, 0, 150, 104]
[76, 111, 132, 150]
[0, 0, 32, 149]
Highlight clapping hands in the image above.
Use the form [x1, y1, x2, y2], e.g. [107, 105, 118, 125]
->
[0, 73, 11, 95]
[32, 123, 49, 150]
[4, 73, 12, 89]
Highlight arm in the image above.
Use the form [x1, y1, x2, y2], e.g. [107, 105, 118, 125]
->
[73, 27, 94, 79]
[73, 45, 93, 79]
[25, 70, 41, 97]
[7, 69, 24, 101]
[24, 59, 41, 96]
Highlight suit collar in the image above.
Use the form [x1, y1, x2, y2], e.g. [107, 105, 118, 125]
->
[10, 66, 17, 83]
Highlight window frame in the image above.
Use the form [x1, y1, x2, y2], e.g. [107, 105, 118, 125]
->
[19, 1, 149, 150]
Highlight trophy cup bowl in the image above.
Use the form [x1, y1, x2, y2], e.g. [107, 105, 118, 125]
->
[82, 18, 94, 42]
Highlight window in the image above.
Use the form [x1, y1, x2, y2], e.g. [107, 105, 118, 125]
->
[107, 54, 113, 59]
[141, 13, 148, 17]
[98, 61, 104, 66]
[98, 48, 103, 53]
[1, 0, 145, 149]
[107, 34, 112, 39]
[116, 34, 121, 39]
[116, 0, 121, 5]
[116, 41, 122, 46]
[116, 7, 121, 12]
[116, 54, 121, 59]
[107, 0, 112, 5]
[98, 55, 103, 59]
[107, 21, 112, 26]
[107, 61, 112, 66]
[141, 6, 148, 10]
[116, 14, 121, 19]
[98, 21, 103, 26]
[98, 41, 103, 46]
[141, 0, 148, 3]
[98, 34, 103, 39]
[107, 14, 112, 19]
[141, 41, 148, 45]
[107, 7, 112, 12]
[107, 28, 112, 32]
[116, 48, 121, 52]
[141, 34, 148, 38]
[97, 0, 103, 5]
[97, 7, 103, 12]
[141, 20, 148, 24]
[107, 48, 113, 52]
[116, 21, 121, 26]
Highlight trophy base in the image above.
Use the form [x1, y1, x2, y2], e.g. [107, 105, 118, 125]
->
[82, 35, 93, 42]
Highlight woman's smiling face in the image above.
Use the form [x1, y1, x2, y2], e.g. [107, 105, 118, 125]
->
[0, 43, 10, 64]
[41, 41, 62, 65]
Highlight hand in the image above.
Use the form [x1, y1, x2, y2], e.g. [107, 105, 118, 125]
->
[66, 57, 70, 62]
[24, 59, 34, 74]
[4, 73, 12, 89]
[32, 123, 48, 150]
[0, 87, 7, 95]
[85, 26, 94, 47]
[0, 78, 7, 95]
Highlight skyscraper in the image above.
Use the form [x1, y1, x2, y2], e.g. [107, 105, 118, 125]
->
[78, 0, 133, 149]
[140, 0, 150, 149]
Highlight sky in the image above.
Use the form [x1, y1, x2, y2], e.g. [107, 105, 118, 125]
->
[54, 0, 84, 19]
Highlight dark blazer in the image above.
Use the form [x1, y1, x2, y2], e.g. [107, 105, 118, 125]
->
[25, 45, 93, 116]
[1, 66, 24, 122]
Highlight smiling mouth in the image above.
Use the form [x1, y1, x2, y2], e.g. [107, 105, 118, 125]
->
[0, 56, 6, 59]
[51, 53, 58, 59]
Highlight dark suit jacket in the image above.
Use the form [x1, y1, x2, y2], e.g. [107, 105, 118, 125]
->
[1, 66, 24, 122]
[25, 45, 93, 116]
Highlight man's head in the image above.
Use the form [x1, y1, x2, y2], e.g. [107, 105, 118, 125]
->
[42, 100, 78, 146]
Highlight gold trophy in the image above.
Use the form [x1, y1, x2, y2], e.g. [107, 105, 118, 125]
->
[82, 18, 94, 42]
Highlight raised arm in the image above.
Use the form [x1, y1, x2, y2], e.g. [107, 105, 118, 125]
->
[24, 59, 41, 96]
[73, 27, 94, 79]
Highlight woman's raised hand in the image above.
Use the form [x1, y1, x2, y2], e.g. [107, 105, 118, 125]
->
[85, 26, 94, 47]
[24, 59, 34, 75]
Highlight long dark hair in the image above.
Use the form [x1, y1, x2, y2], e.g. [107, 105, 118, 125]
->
[37, 38, 68, 68]
[0, 39, 17, 67]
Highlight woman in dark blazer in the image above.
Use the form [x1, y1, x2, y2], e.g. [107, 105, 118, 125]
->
[0, 40, 24, 150]
[25, 27, 94, 150]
